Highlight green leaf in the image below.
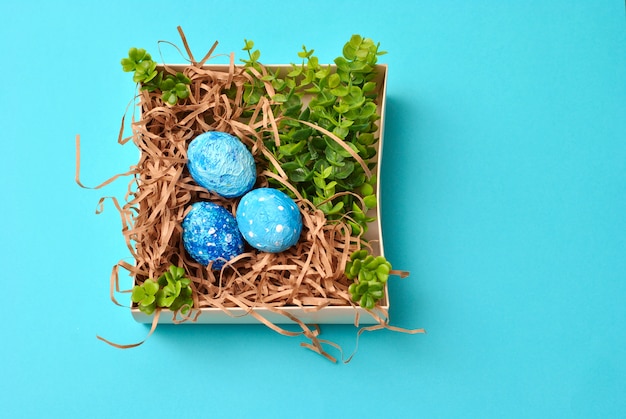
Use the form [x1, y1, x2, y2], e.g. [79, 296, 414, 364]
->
[362, 81, 377, 92]
[359, 294, 369, 309]
[157, 292, 175, 308]
[370, 256, 387, 270]
[142, 294, 156, 306]
[272, 78, 287, 91]
[334, 56, 350, 71]
[144, 70, 158, 84]
[313, 175, 326, 190]
[157, 272, 168, 287]
[376, 264, 390, 281]
[327, 201, 344, 215]
[287, 66, 303, 77]
[324, 180, 337, 192]
[311, 89, 337, 107]
[137, 60, 155, 74]
[349, 35, 363, 49]
[281, 161, 301, 171]
[160, 77, 175, 91]
[364, 194, 377, 209]
[343, 44, 357, 60]
[328, 73, 341, 89]
[368, 282, 383, 292]
[176, 73, 191, 84]
[315, 67, 330, 80]
[332, 161, 355, 179]
[346, 262, 355, 279]
[272, 93, 288, 103]
[360, 183, 374, 196]
[243, 39, 254, 51]
[298, 45, 314, 59]
[121, 58, 135, 72]
[348, 59, 368, 71]
[357, 133, 375, 145]
[349, 258, 361, 276]
[348, 221, 363, 235]
[131, 286, 146, 303]
[170, 295, 191, 313]
[162, 91, 177, 105]
[161, 283, 175, 297]
[370, 290, 383, 299]
[321, 165, 333, 179]
[325, 147, 344, 166]
[291, 128, 312, 141]
[359, 101, 377, 119]
[176, 86, 190, 99]
[143, 279, 159, 296]
[128, 47, 147, 62]
[332, 126, 349, 139]
[288, 167, 312, 182]
[330, 85, 350, 97]
[139, 302, 156, 315]
[338, 119, 354, 129]
[279, 140, 306, 156]
[127, 47, 139, 61]
[356, 48, 370, 60]
[333, 103, 351, 114]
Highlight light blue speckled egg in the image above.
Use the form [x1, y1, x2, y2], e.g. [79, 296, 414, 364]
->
[236, 188, 303, 253]
[182, 201, 244, 269]
[187, 131, 256, 198]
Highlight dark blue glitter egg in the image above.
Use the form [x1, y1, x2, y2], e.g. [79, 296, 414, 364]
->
[182, 201, 244, 269]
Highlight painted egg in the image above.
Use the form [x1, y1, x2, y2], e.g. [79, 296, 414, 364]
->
[236, 188, 303, 253]
[182, 201, 245, 269]
[187, 131, 257, 198]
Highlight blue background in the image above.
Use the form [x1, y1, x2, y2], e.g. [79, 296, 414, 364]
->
[1, 1, 625, 417]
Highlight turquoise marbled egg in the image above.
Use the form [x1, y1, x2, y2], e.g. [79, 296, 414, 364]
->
[187, 131, 256, 198]
[236, 188, 303, 253]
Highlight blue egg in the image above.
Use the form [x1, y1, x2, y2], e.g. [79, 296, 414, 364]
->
[236, 188, 303, 253]
[187, 131, 256, 198]
[182, 201, 244, 269]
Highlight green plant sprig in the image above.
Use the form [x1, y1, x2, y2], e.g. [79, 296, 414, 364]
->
[345, 249, 391, 309]
[121, 48, 191, 105]
[131, 265, 194, 315]
[238, 35, 386, 237]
